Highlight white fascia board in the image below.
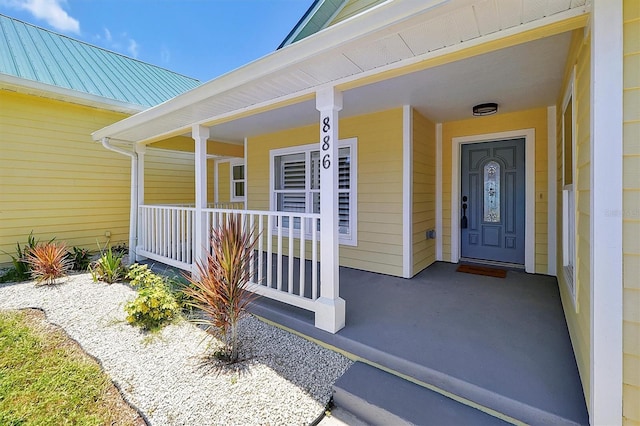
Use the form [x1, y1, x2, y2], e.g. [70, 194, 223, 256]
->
[91, 0, 447, 142]
[0, 73, 146, 115]
[92, 1, 589, 144]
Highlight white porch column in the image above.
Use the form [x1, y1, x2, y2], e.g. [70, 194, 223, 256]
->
[315, 87, 346, 333]
[135, 143, 146, 261]
[193, 125, 210, 269]
[590, 0, 623, 423]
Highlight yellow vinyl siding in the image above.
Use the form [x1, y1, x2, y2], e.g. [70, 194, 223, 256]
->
[329, 0, 386, 26]
[247, 108, 404, 276]
[555, 28, 591, 412]
[0, 90, 202, 264]
[0, 90, 130, 260]
[624, 0, 640, 423]
[144, 149, 196, 205]
[217, 161, 231, 204]
[146, 139, 242, 206]
[412, 109, 436, 275]
[441, 107, 549, 273]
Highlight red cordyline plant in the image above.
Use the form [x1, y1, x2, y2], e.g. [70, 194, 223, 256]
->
[26, 242, 72, 285]
[185, 214, 259, 363]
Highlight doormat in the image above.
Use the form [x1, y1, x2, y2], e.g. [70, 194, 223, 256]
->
[456, 264, 507, 278]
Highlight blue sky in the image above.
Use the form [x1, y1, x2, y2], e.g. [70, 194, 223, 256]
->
[0, 0, 313, 82]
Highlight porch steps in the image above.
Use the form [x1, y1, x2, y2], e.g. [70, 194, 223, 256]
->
[251, 298, 587, 426]
[331, 361, 509, 425]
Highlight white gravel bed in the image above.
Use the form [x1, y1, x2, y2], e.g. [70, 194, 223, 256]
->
[0, 274, 352, 425]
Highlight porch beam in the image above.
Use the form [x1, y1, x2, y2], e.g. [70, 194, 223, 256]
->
[315, 86, 346, 333]
[193, 125, 210, 270]
[589, 0, 623, 423]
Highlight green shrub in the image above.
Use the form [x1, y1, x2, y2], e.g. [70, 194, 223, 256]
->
[67, 246, 92, 271]
[2, 232, 44, 282]
[124, 264, 180, 331]
[111, 242, 128, 258]
[26, 242, 72, 285]
[89, 245, 126, 284]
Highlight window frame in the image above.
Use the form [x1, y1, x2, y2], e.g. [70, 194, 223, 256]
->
[561, 67, 577, 309]
[269, 138, 358, 246]
[229, 158, 246, 202]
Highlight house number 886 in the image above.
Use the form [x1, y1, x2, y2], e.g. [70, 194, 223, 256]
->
[322, 116, 331, 169]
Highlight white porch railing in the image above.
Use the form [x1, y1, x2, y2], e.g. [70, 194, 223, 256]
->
[137, 204, 322, 314]
[138, 205, 196, 270]
[205, 208, 321, 312]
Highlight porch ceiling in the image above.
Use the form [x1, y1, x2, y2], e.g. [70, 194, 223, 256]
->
[92, 0, 587, 145]
[209, 31, 572, 142]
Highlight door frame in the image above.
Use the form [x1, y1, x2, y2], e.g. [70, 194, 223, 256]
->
[451, 129, 535, 273]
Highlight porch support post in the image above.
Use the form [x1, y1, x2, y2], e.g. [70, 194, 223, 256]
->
[589, 0, 623, 423]
[315, 87, 345, 333]
[135, 143, 146, 262]
[193, 125, 210, 270]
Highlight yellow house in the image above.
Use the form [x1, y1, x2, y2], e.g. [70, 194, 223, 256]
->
[91, 0, 636, 424]
[0, 14, 201, 263]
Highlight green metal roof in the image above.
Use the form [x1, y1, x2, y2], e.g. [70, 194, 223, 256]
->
[278, 0, 345, 48]
[0, 14, 200, 108]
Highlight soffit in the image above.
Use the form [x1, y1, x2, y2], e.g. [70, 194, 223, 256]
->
[93, 0, 589, 144]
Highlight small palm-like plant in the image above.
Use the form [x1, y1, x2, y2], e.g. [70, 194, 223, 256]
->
[26, 242, 71, 285]
[89, 246, 125, 284]
[185, 214, 258, 363]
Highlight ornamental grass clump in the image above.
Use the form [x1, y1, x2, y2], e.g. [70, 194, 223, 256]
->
[26, 242, 72, 285]
[185, 214, 258, 363]
[89, 245, 126, 284]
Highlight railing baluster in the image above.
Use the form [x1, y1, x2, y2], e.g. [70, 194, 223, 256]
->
[312, 217, 318, 300]
[267, 215, 273, 289]
[258, 214, 264, 286]
[299, 217, 306, 297]
[288, 214, 294, 294]
[249, 214, 255, 283]
[277, 215, 283, 291]
[172, 209, 177, 261]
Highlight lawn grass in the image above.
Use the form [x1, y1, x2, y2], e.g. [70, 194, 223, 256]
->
[0, 309, 144, 425]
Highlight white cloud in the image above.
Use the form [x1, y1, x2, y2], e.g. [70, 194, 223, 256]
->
[160, 46, 170, 64]
[1, 0, 80, 34]
[127, 38, 139, 58]
[103, 27, 111, 42]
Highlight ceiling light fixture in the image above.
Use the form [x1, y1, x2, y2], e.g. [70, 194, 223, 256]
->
[473, 103, 498, 116]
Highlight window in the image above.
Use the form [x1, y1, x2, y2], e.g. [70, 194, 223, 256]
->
[230, 159, 245, 202]
[271, 139, 357, 246]
[562, 69, 576, 306]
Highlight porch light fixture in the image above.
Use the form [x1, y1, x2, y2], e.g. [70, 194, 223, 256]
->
[473, 103, 498, 116]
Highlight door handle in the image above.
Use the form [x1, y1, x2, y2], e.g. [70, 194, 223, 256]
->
[461, 196, 468, 229]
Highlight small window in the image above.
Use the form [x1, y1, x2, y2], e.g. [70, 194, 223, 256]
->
[562, 69, 577, 307]
[230, 160, 245, 202]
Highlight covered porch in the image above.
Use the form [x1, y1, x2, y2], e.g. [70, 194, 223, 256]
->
[251, 262, 589, 425]
[91, 0, 598, 420]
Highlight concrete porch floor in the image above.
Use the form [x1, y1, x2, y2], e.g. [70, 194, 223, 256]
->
[250, 261, 589, 425]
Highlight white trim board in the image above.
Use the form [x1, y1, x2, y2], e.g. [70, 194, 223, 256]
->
[589, 0, 623, 423]
[451, 129, 536, 273]
[402, 105, 413, 278]
[436, 123, 443, 262]
[547, 105, 557, 276]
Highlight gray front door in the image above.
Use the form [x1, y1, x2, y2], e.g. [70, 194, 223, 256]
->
[460, 139, 525, 265]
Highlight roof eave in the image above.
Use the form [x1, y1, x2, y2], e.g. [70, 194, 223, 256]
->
[91, 0, 448, 142]
[1, 73, 146, 115]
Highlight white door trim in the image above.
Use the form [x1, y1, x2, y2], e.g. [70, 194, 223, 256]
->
[451, 129, 535, 273]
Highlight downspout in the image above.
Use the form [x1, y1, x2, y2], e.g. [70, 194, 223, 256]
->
[100, 137, 138, 263]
